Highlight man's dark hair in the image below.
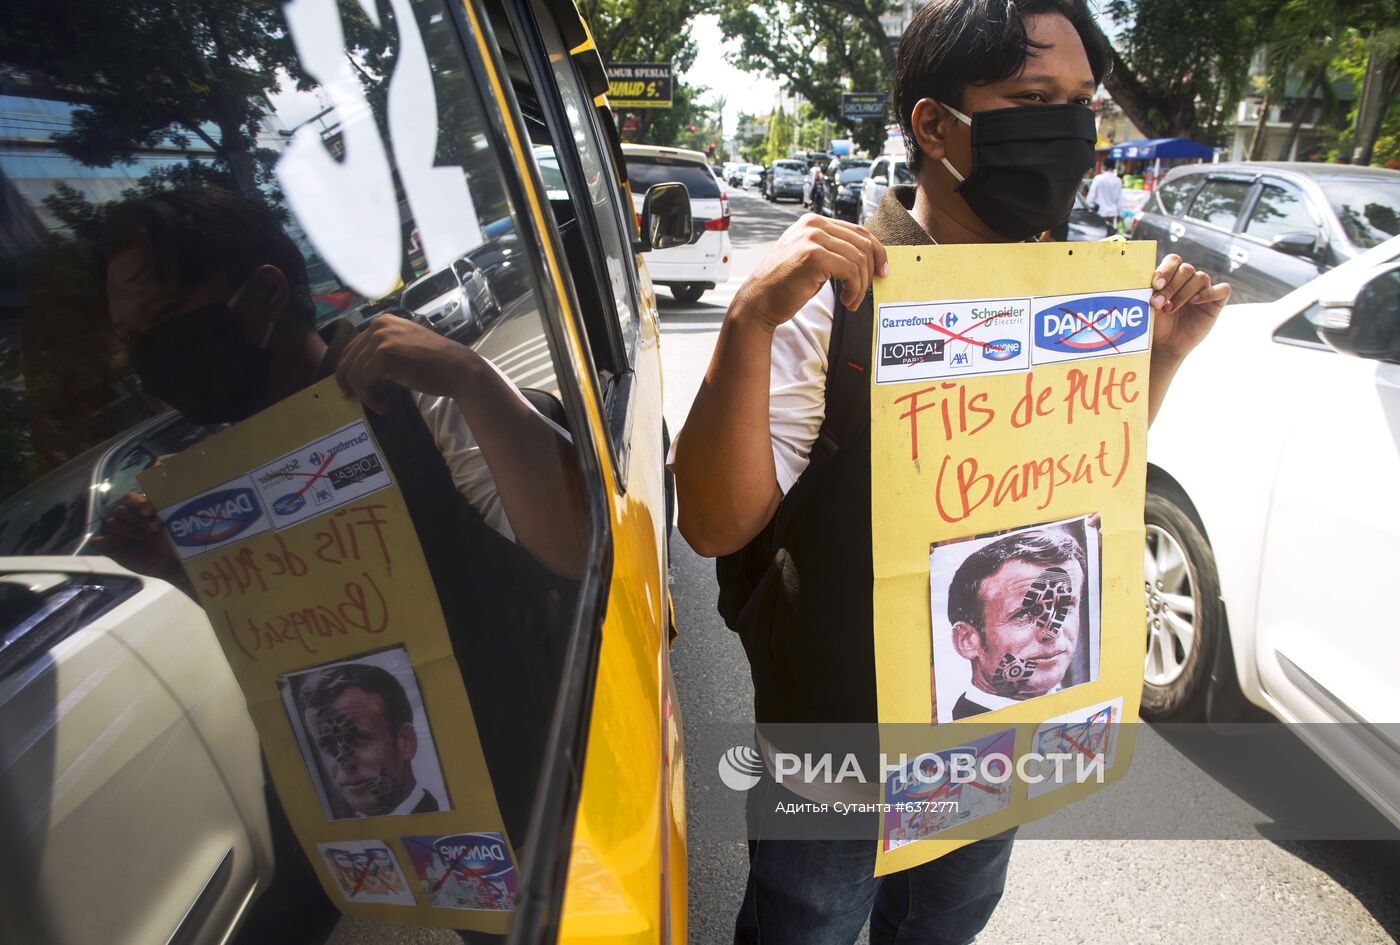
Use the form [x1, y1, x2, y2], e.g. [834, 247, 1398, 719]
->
[1102, 156, 1116, 170]
[299, 662, 415, 733]
[103, 186, 315, 326]
[894, 0, 1111, 173]
[947, 527, 1086, 632]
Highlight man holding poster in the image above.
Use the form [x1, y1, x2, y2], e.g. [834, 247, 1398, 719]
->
[671, 0, 1231, 942]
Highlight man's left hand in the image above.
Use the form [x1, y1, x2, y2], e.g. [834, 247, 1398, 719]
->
[335, 314, 476, 413]
[1149, 253, 1231, 362]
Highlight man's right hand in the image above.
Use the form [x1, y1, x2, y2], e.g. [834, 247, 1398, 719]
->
[90, 491, 179, 576]
[730, 214, 888, 332]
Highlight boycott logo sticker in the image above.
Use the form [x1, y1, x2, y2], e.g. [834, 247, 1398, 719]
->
[983, 338, 1022, 362]
[272, 492, 307, 515]
[166, 487, 265, 551]
[1034, 294, 1150, 354]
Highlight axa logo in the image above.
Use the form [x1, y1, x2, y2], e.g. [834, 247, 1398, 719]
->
[983, 339, 1022, 362]
[167, 488, 264, 548]
[1034, 296, 1149, 352]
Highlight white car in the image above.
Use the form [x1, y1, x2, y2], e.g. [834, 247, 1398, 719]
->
[401, 255, 499, 340]
[742, 165, 764, 189]
[860, 154, 912, 225]
[623, 144, 732, 304]
[1144, 233, 1400, 827]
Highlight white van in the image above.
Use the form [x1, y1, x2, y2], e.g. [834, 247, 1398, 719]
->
[623, 144, 732, 304]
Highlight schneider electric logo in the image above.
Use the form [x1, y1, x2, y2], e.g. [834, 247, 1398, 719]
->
[718, 745, 765, 791]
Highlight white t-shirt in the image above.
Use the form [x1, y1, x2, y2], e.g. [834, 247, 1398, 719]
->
[1086, 170, 1123, 219]
[411, 359, 571, 542]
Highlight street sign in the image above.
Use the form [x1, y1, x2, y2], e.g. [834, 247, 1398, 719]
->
[842, 92, 887, 121]
[607, 62, 673, 108]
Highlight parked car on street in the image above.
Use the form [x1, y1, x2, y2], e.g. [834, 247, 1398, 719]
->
[742, 164, 764, 189]
[401, 252, 501, 340]
[764, 159, 806, 202]
[859, 154, 913, 224]
[726, 163, 749, 187]
[1144, 233, 1400, 830]
[1132, 161, 1400, 302]
[624, 143, 732, 303]
[825, 158, 872, 222]
[2, 0, 688, 942]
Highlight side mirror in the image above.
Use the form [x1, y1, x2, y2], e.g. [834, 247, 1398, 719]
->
[1317, 265, 1400, 362]
[1270, 230, 1320, 259]
[872, 174, 888, 185]
[637, 182, 692, 253]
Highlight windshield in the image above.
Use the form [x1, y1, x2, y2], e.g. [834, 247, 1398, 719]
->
[1322, 179, 1400, 249]
[626, 157, 722, 198]
[839, 163, 871, 183]
[774, 162, 803, 177]
[403, 270, 461, 310]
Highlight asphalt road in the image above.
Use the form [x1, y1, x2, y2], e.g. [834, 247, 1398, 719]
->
[326, 187, 1400, 945]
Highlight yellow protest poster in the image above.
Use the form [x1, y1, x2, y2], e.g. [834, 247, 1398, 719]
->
[140, 378, 516, 932]
[870, 241, 1155, 875]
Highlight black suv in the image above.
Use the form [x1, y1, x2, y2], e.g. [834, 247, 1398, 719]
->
[824, 158, 872, 223]
[1131, 161, 1400, 303]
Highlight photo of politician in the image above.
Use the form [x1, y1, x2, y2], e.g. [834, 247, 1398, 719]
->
[280, 646, 452, 819]
[930, 515, 1101, 723]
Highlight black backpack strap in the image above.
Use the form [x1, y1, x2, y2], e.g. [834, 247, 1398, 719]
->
[770, 278, 872, 545]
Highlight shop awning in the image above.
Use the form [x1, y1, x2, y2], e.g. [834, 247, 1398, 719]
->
[1109, 138, 1215, 161]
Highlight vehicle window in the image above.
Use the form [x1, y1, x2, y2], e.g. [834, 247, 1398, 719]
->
[774, 161, 804, 176]
[1245, 183, 1318, 242]
[531, 11, 639, 363]
[1186, 178, 1252, 229]
[627, 157, 722, 198]
[3, 0, 605, 896]
[840, 164, 872, 184]
[1155, 176, 1201, 216]
[1272, 301, 1332, 351]
[1321, 179, 1400, 249]
[870, 159, 888, 182]
[894, 162, 915, 185]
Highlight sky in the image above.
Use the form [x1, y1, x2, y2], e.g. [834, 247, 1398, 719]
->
[681, 14, 786, 136]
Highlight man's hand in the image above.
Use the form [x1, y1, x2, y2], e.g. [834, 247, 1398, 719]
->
[1149, 254, 1231, 362]
[730, 214, 889, 332]
[90, 491, 178, 575]
[335, 315, 477, 413]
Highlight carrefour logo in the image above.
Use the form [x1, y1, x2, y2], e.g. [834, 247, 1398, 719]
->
[167, 488, 264, 548]
[1035, 295, 1149, 353]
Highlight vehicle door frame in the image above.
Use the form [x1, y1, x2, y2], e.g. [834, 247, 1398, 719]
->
[1180, 171, 1261, 296]
[1232, 173, 1330, 301]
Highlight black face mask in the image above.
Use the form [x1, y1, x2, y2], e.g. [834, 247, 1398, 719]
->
[940, 102, 1097, 241]
[129, 281, 274, 425]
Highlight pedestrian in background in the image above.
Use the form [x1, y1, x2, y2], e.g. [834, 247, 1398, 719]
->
[1087, 154, 1124, 232]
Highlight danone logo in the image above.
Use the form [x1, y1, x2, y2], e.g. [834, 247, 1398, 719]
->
[272, 492, 306, 515]
[167, 488, 264, 548]
[434, 834, 510, 873]
[1035, 295, 1149, 353]
[984, 339, 1022, 362]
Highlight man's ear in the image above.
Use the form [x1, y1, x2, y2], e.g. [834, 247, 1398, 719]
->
[396, 722, 419, 762]
[910, 98, 956, 166]
[951, 620, 985, 662]
[252, 263, 291, 322]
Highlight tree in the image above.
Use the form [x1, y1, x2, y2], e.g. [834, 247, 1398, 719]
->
[715, 0, 891, 156]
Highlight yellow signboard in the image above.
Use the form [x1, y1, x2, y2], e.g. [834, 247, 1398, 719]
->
[870, 241, 1154, 875]
[141, 379, 515, 931]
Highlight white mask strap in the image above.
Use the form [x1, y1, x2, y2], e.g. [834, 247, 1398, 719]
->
[938, 103, 972, 183]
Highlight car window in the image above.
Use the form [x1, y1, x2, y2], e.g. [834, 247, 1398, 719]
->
[1186, 178, 1252, 229]
[894, 162, 915, 184]
[1244, 183, 1319, 243]
[628, 157, 722, 198]
[4, 0, 607, 901]
[1156, 175, 1202, 216]
[870, 159, 887, 181]
[839, 164, 871, 183]
[1272, 301, 1332, 351]
[1321, 179, 1400, 249]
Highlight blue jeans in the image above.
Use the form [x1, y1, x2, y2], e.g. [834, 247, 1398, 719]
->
[735, 775, 1016, 945]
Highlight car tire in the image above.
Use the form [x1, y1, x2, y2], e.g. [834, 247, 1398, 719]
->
[670, 283, 705, 304]
[1141, 481, 1221, 721]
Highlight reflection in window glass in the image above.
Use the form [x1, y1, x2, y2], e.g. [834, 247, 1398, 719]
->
[1156, 176, 1200, 217]
[1186, 179, 1251, 229]
[3, 0, 596, 871]
[1322, 180, 1400, 249]
[1245, 184, 1317, 242]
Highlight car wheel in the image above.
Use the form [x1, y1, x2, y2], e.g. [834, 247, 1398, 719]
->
[1141, 482, 1221, 720]
[670, 283, 705, 304]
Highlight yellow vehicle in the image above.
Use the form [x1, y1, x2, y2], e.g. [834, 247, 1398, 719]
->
[0, 0, 686, 943]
